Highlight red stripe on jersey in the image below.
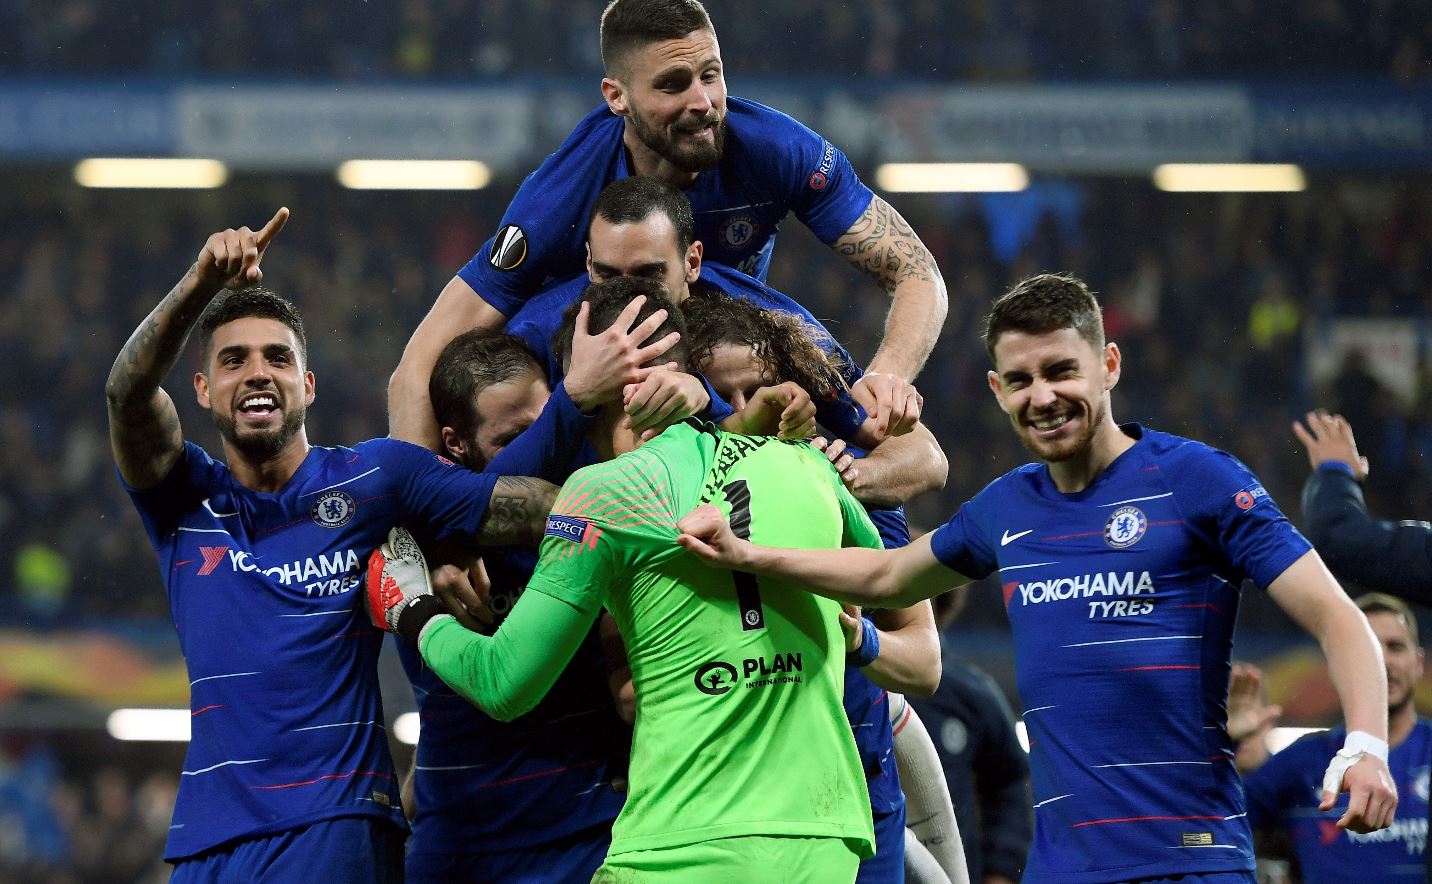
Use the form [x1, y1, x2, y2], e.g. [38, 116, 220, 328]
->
[1117, 665, 1200, 672]
[252, 769, 394, 790]
[191, 705, 224, 716]
[471, 758, 602, 789]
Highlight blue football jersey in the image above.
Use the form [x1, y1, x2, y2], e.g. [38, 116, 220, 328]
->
[122, 439, 499, 861]
[504, 260, 867, 440]
[1245, 721, 1430, 882]
[847, 504, 914, 817]
[460, 97, 873, 317]
[399, 545, 628, 857]
[929, 425, 1312, 883]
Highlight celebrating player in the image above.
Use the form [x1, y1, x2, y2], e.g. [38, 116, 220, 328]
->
[1233, 594, 1429, 882]
[105, 210, 555, 881]
[390, 0, 945, 449]
[370, 277, 878, 881]
[678, 273, 1399, 882]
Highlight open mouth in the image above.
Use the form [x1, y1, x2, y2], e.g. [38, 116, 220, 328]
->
[236, 392, 280, 421]
[1029, 413, 1072, 437]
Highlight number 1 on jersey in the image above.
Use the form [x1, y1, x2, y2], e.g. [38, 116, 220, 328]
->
[722, 480, 766, 631]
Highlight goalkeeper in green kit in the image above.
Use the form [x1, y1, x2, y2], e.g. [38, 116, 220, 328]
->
[367, 276, 877, 882]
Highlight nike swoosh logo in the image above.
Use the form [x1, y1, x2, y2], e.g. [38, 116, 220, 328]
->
[1001, 529, 1033, 546]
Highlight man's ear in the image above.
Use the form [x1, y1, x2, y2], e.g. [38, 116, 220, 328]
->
[986, 370, 1010, 414]
[440, 427, 468, 463]
[601, 77, 628, 116]
[685, 240, 703, 284]
[194, 373, 211, 410]
[304, 370, 316, 406]
[1103, 342, 1122, 392]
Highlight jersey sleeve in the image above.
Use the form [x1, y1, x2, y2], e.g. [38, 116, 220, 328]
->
[928, 482, 1000, 580]
[1169, 444, 1313, 590]
[834, 471, 884, 551]
[419, 588, 599, 722]
[454, 110, 618, 317]
[357, 438, 499, 545]
[748, 101, 873, 244]
[118, 442, 222, 544]
[1300, 464, 1432, 600]
[523, 450, 681, 613]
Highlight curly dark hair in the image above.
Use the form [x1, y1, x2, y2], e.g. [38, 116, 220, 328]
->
[682, 290, 847, 399]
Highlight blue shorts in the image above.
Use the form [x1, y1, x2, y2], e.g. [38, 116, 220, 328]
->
[406, 822, 611, 883]
[855, 802, 906, 884]
[170, 817, 404, 884]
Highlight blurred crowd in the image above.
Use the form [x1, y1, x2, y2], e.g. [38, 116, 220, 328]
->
[2, 0, 1430, 82]
[0, 740, 176, 883]
[1, 171, 1430, 637]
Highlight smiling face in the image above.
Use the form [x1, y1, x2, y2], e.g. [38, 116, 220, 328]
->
[1367, 610, 1424, 715]
[587, 210, 701, 300]
[604, 29, 727, 174]
[195, 316, 314, 463]
[987, 326, 1121, 464]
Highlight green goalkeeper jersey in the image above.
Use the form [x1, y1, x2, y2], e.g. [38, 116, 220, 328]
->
[527, 420, 878, 857]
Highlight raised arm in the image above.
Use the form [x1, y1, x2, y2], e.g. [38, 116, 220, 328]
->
[678, 510, 969, 608]
[388, 275, 508, 449]
[1295, 410, 1432, 599]
[832, 195, 948, 387]
[1267, 549, 1397, 833]
[106, 208, 289, 488]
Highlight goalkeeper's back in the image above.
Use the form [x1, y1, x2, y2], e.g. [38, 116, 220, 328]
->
[525, 420, 877, 860]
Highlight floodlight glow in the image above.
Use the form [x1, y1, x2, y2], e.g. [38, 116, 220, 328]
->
[1265, 726, 1324, 755]
[106, 708, 192, 742]
[875, 163, 1028, 193]
[1152, 164, 1306, 192]
[75, 158, 228, 189]
[394, 712, 420, 745]
[336, 160, 490, 190]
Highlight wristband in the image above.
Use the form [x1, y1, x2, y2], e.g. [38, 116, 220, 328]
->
[397, 594, 446, 647]
[847, 616, 881, 668]
[1317, 461, 1356, 477]
[1340, 730, 1389, 762]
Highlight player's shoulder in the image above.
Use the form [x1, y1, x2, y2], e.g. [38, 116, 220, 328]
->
[347, 437, 465, 472]
[518, 105, 623, 198]
[727, 95, 819, 139]
[550, 104, 625, 157]
[977, 462, 1047, 501]
[1135, 424, 1223, 461]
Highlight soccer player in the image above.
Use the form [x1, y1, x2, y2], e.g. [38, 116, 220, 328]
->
[105, 210, 554, 881]
[681, 289, 952, 883]
[402, 314, 691, 883]
[504, 175, 922, 449]
[390, 0, 944, 449]
[1294, 410, 1432, 598]
[677, 273, 1399, 882]
[1234, 594, 1429, 881]
[369, 277, 877, 881]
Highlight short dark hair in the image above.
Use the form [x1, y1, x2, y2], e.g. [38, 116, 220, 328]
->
[588, 176, 695, 254]
[983, 273, 1104, 361]
[429, 332, 544, 441]
[1356, 592, 1420, 643]
[600, 0, 713, 79]
[200, 286, 308, 366]
[554, 276, 688, 376]
[683, 290, 846, 400]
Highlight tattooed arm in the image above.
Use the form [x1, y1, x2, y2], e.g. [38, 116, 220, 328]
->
[832, 196, 948, 384]
[106, 208, 290, 489]
[475, 476, 560, 546]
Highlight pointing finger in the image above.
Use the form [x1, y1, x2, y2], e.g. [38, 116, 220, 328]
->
[256, 207, 290, 248]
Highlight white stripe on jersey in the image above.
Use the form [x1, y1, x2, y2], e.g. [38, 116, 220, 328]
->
[1033, 793, 1073, 809]
[190, 670, 261, 686]
[182, 758, 269, 776]
[1062, 634, 1201, 649]
[1098, 492, 1174, 507]
[298, 466, 381, 497]
[291, 720, 385, 732]
[998, 561, 1060, 572]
